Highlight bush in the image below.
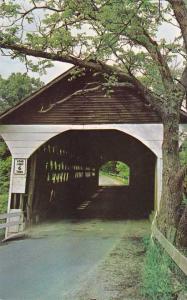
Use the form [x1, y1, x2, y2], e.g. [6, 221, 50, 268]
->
[0, 141, 11, 194]
[0, 194, 8, 214]
[142, 240, 173, 300]
[0, 142, 11, 214]
[0, 156, 11, 194]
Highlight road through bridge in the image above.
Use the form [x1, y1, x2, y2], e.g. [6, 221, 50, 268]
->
[0, 218, 149, 300]
[0, 174, 150, 300]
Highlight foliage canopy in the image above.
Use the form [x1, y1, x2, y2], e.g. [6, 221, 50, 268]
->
[0, 0, 186, 112]
[0, 72, 43, 113]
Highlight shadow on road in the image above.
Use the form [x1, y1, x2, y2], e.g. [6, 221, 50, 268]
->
[47, 186, 150, 221]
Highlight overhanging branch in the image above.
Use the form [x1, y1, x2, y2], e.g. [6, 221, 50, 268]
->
[0, 41, 165, 117]
[168, 0, 187, 53]
[39, 84, 102, 113]
[128, 71, 165, 117]
[0, 41, 134, 82]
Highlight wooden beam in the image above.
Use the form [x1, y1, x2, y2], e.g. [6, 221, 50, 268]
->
[0, 221, 21, 229]
[0, 212, 22, 219]
[26, 153, 37, 225]
[152, 224, 187, 276]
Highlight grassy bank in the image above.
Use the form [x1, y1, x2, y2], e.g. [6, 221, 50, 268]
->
[142, 238, 187, 299]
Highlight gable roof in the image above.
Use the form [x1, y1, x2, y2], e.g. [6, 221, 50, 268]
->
[0, 67, 187, 124]
[0, 66, 75, 120]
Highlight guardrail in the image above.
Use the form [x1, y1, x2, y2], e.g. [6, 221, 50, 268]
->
[152, 223, 187, 276]
[0, 211, 23, 230]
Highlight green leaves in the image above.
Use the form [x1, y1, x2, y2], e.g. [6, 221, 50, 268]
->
[0, 0, 184, 99]
[180, 139, 187, 166]
[0, 73, 43, 113]
[0, 1, 20, 17]
[0, 142, 11, 195]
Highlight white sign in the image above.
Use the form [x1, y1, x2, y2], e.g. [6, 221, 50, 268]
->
[14, 159, 27, 175]
[12, 176, 27, 193]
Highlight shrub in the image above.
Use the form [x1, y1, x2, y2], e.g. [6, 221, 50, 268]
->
[0, 194, 8, 214]
[0, 142, 11, 214]
[0, 156, 11, 193]
[0, 141, 11, 194]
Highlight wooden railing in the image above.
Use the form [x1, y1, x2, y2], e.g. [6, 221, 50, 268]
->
[152, 223, 187, 276]
[0, 211, 23, 230]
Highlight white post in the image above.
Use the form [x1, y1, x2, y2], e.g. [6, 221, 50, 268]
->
[5, 158, 14, 238]
[7, 158, 14, 214]
[5, 157, 27, 238]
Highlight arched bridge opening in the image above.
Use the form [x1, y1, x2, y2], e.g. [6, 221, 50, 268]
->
[99, 161, 130, 186]
[25, 129, 156, 223]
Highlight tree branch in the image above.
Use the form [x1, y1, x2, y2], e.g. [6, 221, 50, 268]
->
[0, 41, 134, 82]
[168, 0, 187, 53]
[39, 83, 102, 113]
[127, 27, 173, 87]
[0, 41, 165, 117]
[127, 71, 165, 117]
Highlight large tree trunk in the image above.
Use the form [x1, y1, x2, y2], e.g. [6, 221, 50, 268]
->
[157, 112, 183, 244]
[176, 205, 187, 247]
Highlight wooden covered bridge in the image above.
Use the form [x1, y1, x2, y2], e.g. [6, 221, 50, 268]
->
[0, 67, 187, 237]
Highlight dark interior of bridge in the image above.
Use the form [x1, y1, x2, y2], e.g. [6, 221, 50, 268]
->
[26, 130, 156, 222]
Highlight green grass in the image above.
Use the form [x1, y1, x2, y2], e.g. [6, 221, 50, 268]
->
[142, 239, 174, 300]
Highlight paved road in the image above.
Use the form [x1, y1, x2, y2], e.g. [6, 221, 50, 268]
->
[99, 173, 125, 186]
[0, 220, 139, 300]
[0, 175, 146, 300]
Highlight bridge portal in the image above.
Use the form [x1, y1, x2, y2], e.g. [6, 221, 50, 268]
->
[0, 67, 186, 237]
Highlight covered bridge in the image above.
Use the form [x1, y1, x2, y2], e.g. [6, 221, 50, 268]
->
[0, 67, 187, 236]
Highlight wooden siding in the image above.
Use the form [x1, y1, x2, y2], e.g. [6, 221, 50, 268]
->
[0, 67, 186, 124]
[1, 87, 162, 124]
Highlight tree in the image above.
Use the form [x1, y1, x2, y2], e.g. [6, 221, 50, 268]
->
[0, 141, 11, 194]
[116, 162, 129, 180]
[0, 73, 43, 113]
[100, 161, 117, 174]
[0, 0, 187, 245]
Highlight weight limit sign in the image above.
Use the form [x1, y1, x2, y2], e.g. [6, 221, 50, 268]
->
[14, 159, 27, 175]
